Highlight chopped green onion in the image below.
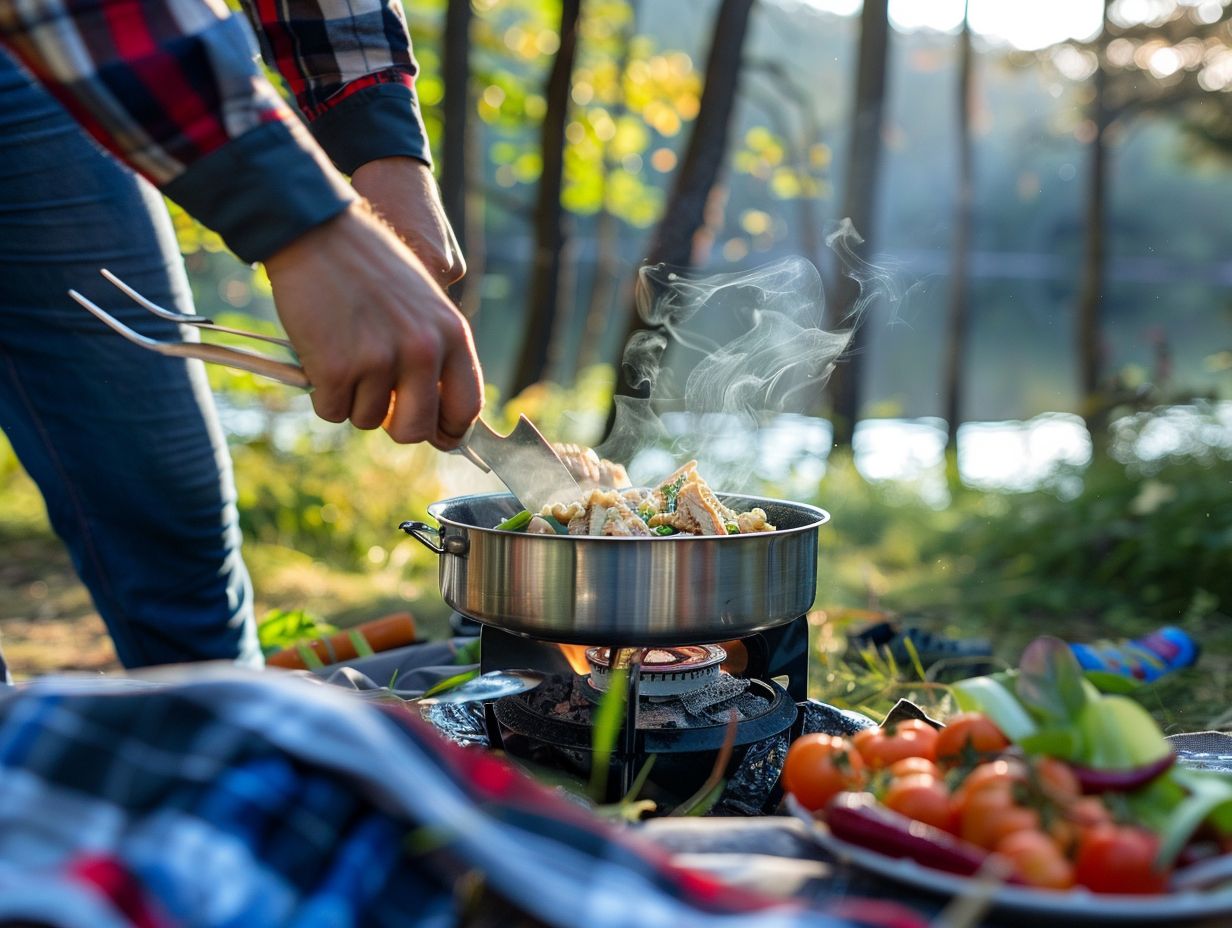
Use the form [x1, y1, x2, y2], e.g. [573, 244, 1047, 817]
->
[654, 525, 676, 536]
[495, 509, 532, 532]
[725, 523, 739, 534]
[661, 475, 687, 513]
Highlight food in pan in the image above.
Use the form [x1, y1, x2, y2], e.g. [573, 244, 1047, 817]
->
[495, 451, 775, 536]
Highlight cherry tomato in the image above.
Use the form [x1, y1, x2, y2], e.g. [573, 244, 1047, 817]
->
[952, 759, 1026, 809]
[1071, 795, 1112, 827]
[1049, 795, 1113, 853]
[1032, 756, 1081, 804]
[889, 719, 940, 761]
[852, 719, 939, 768]
[1074, 825, 1169, 895]
[889, 757, 942, 779]
[851, 728, 887, 765]
[782, 734, 867, 812]
[996, 830, 1075, 890]
[959, 782, 1040, 850]
[883, 773, 956, 832]
[935, 713, 1010, 764]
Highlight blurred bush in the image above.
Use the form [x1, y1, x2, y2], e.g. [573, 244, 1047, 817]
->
[945, 404, 1232, 626]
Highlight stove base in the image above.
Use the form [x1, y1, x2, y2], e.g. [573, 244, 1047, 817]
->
[476, 615, 812, 808]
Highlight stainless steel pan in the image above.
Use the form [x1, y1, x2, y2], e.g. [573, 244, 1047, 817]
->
[401, 492, 829, 646]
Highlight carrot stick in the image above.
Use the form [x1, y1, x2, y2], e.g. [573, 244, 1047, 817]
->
[266, 612, 418, 669]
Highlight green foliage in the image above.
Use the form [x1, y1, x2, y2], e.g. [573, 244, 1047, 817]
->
[422, 668, 480, 698]
[166, 199, 227, 256]
[811, 619, 961, 722]
[257, 608, 337, 655]
[459, 0, 699, 228]
[956, 446, 1232, 623]
[228, 428, 449, 568]
[810, 410, 1232, 730]
[589, 666, 627, 801]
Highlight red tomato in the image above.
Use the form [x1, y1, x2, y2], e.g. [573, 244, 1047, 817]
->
[1070, 795, 1113, 828]
[935, 713, 1010, 764]
[782, 734, 867, 812]
[852, 719, 940, 768]
[889, 757, 942, 779]
[851, 728, 887, 765]
[996, 830, 1076, 890]
[959, 782, 1040, 851]
[1050, 796, 1114, 853]
[1032, 756, 1081, 804]
[888, 719, 940, 761]
[952, 759, 1026, 809]
[883, 773, 956, 832]
[1074, 826, 1169, 895]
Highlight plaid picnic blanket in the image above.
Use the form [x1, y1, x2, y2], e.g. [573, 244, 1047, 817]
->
[0, 668, 919, 928]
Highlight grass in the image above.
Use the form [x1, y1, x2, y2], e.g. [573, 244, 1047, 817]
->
[0, 468, 456, 677]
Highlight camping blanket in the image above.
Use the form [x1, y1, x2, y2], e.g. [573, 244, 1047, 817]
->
[0, 667, 914, 928]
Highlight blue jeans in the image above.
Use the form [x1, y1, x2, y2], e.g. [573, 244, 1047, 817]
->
[0, 50, 260, 673]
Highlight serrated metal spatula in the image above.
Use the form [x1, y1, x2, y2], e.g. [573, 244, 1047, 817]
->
[67, 270, 581, 514]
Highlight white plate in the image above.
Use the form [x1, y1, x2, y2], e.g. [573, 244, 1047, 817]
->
[788, 799, 1232, 925]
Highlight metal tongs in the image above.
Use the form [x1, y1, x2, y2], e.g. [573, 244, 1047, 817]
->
[68, 270, 581, 513]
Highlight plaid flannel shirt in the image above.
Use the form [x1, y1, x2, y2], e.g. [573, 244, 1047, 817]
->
[0, 668, 909, 928]
[0, 0, 431, 263]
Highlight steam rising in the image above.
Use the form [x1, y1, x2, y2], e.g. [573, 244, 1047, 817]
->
[597, 220, 899, 489]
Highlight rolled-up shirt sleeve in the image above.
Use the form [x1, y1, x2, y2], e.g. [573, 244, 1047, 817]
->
[0, 0, 355, 263]
[242, 0, 432, 175]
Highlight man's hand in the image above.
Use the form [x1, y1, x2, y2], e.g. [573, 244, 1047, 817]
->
[351, 157, 465, 289]
[264, 201, 482, 448]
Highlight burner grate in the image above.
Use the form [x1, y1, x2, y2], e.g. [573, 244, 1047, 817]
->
[511, 672, 769, 733]
[586, 644, 726, 698]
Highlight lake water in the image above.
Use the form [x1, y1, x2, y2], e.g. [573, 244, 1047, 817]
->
[216, 395, 1231, 499]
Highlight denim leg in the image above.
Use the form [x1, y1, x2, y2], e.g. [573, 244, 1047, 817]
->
[0, 50, 260, 669]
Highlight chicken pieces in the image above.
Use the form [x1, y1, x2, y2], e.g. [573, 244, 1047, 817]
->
[543, 488, 653, 536]
[536, 457, 775, 537]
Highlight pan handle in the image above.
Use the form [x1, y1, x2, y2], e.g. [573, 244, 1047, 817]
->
[399, 521, 469, 556]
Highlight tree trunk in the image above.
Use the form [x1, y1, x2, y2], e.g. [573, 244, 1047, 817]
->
[440, 0, 471, 253]
[509, 0, 583, 397]
[607, 0, 756, 415]
[942, 1, 973, 458]
[826, 0, 890, 449]
[441, 0, 480, 310]
[1077, 0, 1112, 439]
[643, 0, 754, 269]
[574, 0, 639, 377]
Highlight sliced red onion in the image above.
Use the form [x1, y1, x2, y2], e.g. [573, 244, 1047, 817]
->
[1070, 753, 1176, 794]
[825, 792, 992, 877]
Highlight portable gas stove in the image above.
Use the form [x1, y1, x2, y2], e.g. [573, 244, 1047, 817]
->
[478, 618, 810, 809]
[401, 490, 837, 812]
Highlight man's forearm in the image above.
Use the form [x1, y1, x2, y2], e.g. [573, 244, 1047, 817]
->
[352, 158, 465, 287]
